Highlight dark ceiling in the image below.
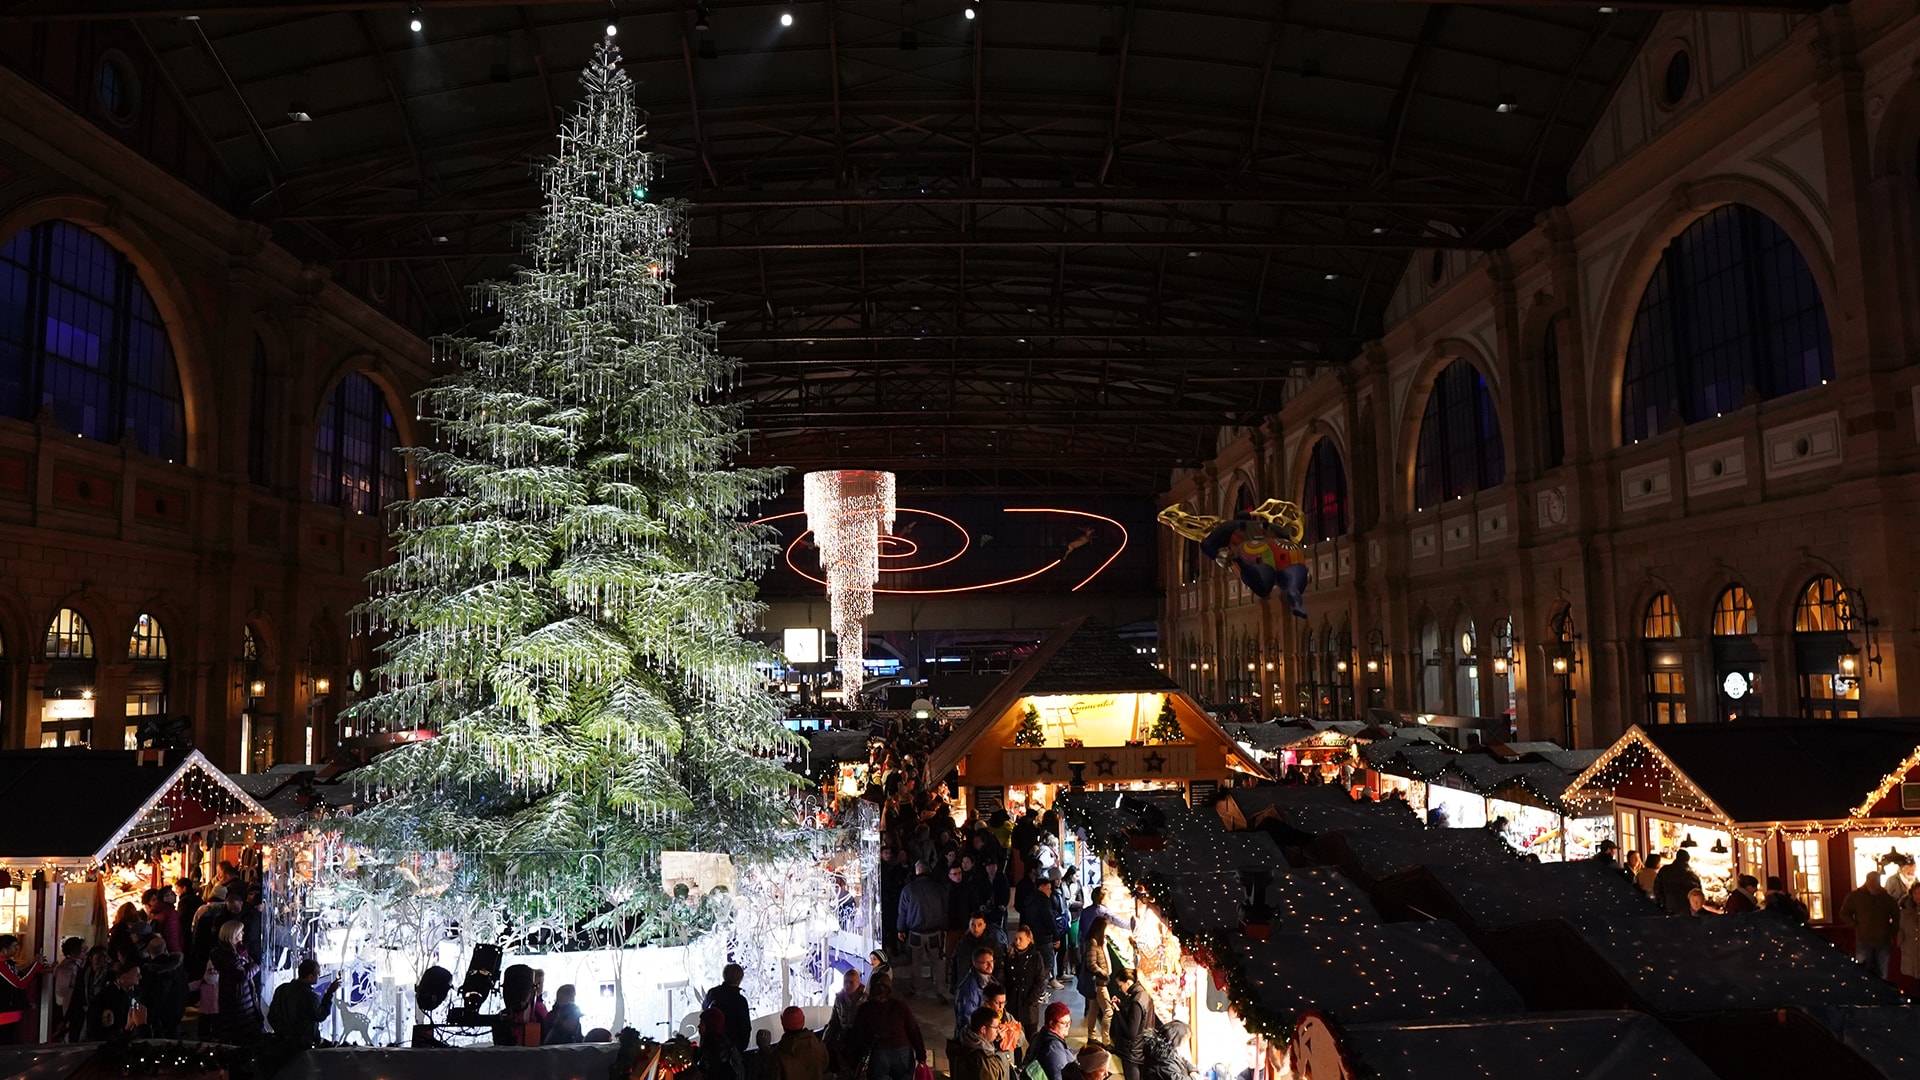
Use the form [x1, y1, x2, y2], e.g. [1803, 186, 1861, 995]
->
[5, 0, 1824, 494]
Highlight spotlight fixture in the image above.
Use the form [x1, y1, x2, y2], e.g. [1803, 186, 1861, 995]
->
[287, 103, 312, 122]
[1495, 101, 1518, 114]
[409, 7, 423, 32]
[780, 10, 794, 26]
[964, 4, 976, 18]
[694, 4, 712, 31]
[606, 22, 618, 35]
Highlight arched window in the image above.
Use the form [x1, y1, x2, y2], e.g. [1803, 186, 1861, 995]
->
[1455, 618, 1479, 717]
[41, 608, 96, 747]
[1794, 576, 1860, 720]
[126, 613, 169, 749]
[45, 608, 94, 659]
[1710, 585, 1761, 720]
[1413, 359, 1504, 510]
[1301, 439, 1349, 542]
[1417, 613, 1443, 713]
[247, 335, 271, 486]
[1642, 593, 1686, 725]
[0, 220, 187, 460]
[1621, 204, 1834, 442]
[312, 372, 405, 514]
[1324, 623, 1353, 722]
[1541, 317, 1565, 470]
[127, 612, 167, 659]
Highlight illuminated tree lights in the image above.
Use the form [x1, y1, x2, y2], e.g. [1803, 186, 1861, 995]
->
[802, 470, 895, 690]
[344, 39, 798, 924]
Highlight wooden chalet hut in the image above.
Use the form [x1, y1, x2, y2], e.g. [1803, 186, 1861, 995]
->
[925, 618, 1267, 814]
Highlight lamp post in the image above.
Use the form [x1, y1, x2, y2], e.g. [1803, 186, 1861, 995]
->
[1364, 627, 1388, 709]
[1546, 608, 1583, 748]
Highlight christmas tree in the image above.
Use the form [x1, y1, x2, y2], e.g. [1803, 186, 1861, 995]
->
[1149, 698, 1184, 742]
[1014, 704, 1046, 747]
[346, 39, 798, 931]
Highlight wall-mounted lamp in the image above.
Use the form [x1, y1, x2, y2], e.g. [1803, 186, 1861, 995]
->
[1550, 655, 1570, 676]
[313, 676, 332, 697]
[1365, 658, 1381, 674]
[248, 679, 267, 699]
[1336, 659, 1350, 674]
[1247, 662, 1256, 672]
[1491, 657, 1510, 675]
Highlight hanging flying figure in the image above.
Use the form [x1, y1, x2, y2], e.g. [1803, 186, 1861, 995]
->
[1158, 498, 1310, 617]
[1063, 524, 1096, 557]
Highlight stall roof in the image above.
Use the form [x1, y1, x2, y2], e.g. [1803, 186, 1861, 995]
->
[1216, 784, 1408, 831]
[0, 749, 273, 865]
[1809, 1005, 1920, 1079]
[230, 765, 358, 822]
[1155, 866, 1378, 937]
[1115, 827, 1286, 882]
[0, 1043, 97, 1080]
[1567, 914, 1906, 1014]
[1219, 921, 1525, 1032]
[927, 618, 1263, 783]
[1308, 1011, 1719, 1080]
[1570, 722, 1920, 824]
[1404, 861, 1660, 932]
[1365, 744, 1459, 780]
[1311, 824, 1520, 886]
[1439, 756, 1592, 812]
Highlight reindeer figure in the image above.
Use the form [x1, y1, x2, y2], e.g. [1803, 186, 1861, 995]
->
[331, 994, 375, 1046]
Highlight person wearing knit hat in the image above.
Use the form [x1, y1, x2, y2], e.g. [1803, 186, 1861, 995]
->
[1063, 1045, 1112, 1080]
[773, 1005, 828, 1080]
[1024, 1001, 1076, 1080]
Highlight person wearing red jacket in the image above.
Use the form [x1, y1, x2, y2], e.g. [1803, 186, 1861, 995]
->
[0, 934, 48, 1045]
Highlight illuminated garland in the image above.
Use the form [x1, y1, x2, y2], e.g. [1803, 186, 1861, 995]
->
[1849, 743, 1920, 820]
[1560, 727, 1730, 822]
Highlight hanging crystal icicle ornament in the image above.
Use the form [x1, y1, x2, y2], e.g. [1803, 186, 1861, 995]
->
[802, 470, 896, 695]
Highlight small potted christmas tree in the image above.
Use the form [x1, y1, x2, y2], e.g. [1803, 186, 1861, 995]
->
[1149, 698, 1185, 743]
[1014, 703, 1047, 747]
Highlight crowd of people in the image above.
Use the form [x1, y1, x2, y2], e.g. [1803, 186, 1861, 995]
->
[1603, 842, 1920, 988]
[0, 863, 274, 1047]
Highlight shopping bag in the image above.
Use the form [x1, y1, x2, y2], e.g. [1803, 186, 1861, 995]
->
[915, 1062, 936, 1080]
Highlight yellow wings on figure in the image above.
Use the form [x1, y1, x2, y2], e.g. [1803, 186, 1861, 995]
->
[1156, 499, 1305, 546]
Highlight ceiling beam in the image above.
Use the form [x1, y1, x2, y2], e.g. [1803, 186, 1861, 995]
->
[333, 229, 1492, 259]
[0, 0, 1825, 19]
[274, 187, 1536, 221]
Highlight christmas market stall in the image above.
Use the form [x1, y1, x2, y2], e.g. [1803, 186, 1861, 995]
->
[1355, 730, 1456, 811]
[1056, 793, 1372, 1080]
[924, 618, 1268, 817]
[0, 748, 274, 1038]
[1288, 1010, 1718, 1080]
[1563, 721, 1920, 918]
[1305, 822, 1519, 891]
[1223, 721, 1366, 782]
[1478, 912, 1905, 1078]
[1423, 748, 1611, 861]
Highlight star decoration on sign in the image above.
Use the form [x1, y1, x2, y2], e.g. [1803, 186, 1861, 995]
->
[1143, 750, 1167, 773]
[1094, 754, 1118, 776]
[1032, 752, 1057, 776]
